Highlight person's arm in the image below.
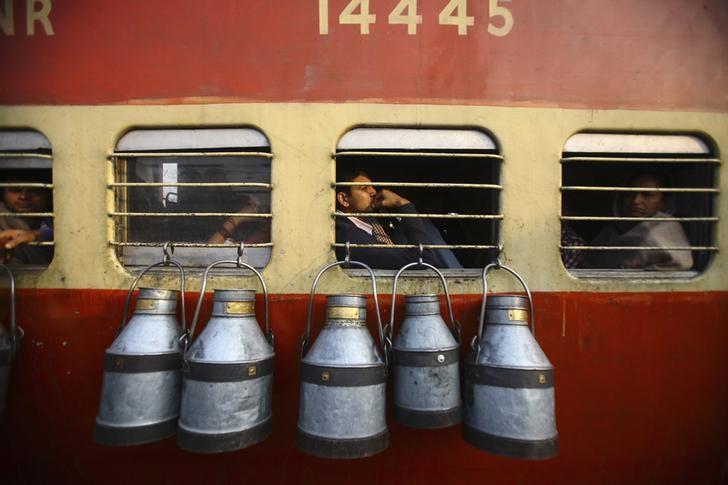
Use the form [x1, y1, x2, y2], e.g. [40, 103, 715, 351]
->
[209, 198, 259, 243]
[0, 229, 42, 250]
[336, 217, 430, 269]
[336, 211, 441, 270]
[644, 220, 694, 270]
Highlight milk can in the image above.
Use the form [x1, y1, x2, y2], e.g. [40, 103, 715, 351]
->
[297, 256, 388, 459]
[94, 244, 186, 446]
[389, 260, 462, 428]
[463, 261, 558, 459]
[0, 264, 23, 414]
[178, 247, 275, 453]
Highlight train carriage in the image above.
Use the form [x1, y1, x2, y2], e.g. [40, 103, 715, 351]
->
[0, 0, 727, 483]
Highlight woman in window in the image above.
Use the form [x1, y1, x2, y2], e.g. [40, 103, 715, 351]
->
[0, 170, 54, 265]
[584, 173, 693, 270]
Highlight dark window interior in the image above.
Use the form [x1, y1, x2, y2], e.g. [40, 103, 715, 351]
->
[562, 151, 717, 273]
[336, 150, 501, 268]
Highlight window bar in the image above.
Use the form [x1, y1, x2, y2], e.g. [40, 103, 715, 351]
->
[560, 245, 718, 251]
[108, 151, 273, 159]
[0, 212, 53, 218]
[332, 243, 500, 250]
[560, 156, 721, 164]
[109, 241, 273, 248]
[334, 211, 502, 220]
[108, 182, 272, 188]
[561, 216, 718, 222]
[0, 183, 54, 189]
[109, 212, 272, 218]
[334, 151, 503, 159]
[561, 186, 719, 193]
[0, 153, 53, 159]
[17, 242, 54, 247]
[334, 182, 502, 189]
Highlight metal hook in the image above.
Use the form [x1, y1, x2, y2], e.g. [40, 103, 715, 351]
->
[344, 241, 352, 267]
[417, 243, 424, 268]
[237, 241, 246, 267]
[162, 242, 174, 265]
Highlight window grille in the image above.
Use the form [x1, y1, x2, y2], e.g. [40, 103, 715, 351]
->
[560, 133, 719, 278]
[334, 128, 502, 271]
[0, 130, 54, 267]
[109, 128, 272, 269]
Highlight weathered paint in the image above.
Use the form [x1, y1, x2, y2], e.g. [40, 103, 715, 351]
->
[1, 0, 727, 110]
[0, 289, 726, 483]
[0, 102, 725, 294]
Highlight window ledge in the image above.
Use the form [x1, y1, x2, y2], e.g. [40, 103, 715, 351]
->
[342, 268, 485, 279]
[566, 268, 700, 280]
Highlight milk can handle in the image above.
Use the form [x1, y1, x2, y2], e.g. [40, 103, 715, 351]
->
[0, 264, 22, 355]
[119, 243, 186, 335]
[188, 255, 271, 346]
[301, 258, 383, 359]
[474, 261, 535, 352]
[388, 260, 459, 345]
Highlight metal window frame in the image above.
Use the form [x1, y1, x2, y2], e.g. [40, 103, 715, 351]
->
[0, 130, 55, 251]
[560, 133, 720, 277]
[109, 129, 274, 266]
[334, 128, 503, 271]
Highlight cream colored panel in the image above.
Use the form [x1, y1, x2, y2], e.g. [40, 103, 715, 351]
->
[0, 103, 724, 294]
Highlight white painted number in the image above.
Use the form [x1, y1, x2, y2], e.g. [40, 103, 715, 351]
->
[339, 0, 376, 35]
[388, 0, 422, 35]
[317, 0, 514, 38]
[438, 0, 474, 36]
[487, 0, 513, 37]
[318, 0, 329, 35]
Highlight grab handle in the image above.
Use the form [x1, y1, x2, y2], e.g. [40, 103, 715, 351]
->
[388, 251, 460, 347]
[301, 244, 383, 359]
[473, 260, 534, 354]
[0, 264, 23, 357]
[119, 243, 186, 338]
[188, 243, 272, 347]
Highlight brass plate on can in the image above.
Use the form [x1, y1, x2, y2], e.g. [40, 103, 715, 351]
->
[327, 307, 360, 320]
[226, 301, 255, 314]
[136, 299, 157, 311]
[248, 365, 257, 377]
[321, 371, 330, 382]
[508, 309, 529, 322]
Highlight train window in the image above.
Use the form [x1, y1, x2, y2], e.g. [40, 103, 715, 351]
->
[0, 130, 54, 268]
[560, 133, 719, 278]
[110, 128, 272, 269]
[334, 128, 502, 272]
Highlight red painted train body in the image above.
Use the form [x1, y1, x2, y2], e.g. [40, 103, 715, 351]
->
[1, 1, 727, 484]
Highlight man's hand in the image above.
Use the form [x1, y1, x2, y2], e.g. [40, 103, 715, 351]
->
[0, 229, 39, 250]
[228, 197, 259, 228]
[372, 189, 410, 210]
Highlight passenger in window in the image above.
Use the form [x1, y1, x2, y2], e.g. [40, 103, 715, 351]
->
[209, 194, 269, 245]
[0, 170, 54, 265]
[335, 168, 461, 269]
[584, 174, 693, 270]
[560, 200, 587, 269]
[560, 224, 586, 269]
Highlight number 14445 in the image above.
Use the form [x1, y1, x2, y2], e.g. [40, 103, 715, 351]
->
[319, 0, 514, 37]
